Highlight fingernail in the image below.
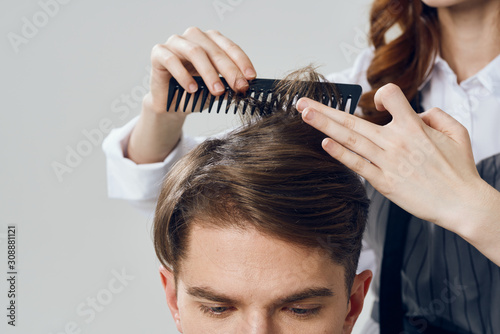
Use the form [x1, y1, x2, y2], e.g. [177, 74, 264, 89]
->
[188, 83, 198, 93]
[303, 108, 315, 120]
[214, 82, 225, 93]
[297, 99, 309, 111]
[245, 68, 256, 78]
[322, 138, 332, 149]
[236, 78, 249, 90]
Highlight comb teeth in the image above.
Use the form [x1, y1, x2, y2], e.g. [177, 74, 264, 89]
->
[167, 76, 362, 115]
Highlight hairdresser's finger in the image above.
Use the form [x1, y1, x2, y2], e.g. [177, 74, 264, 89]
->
[373, 83, 421, 125]
[150, 44, 193, 95]
[301, 107, 383, 164]
[165, 34, 227, 96]
[205, 29, 257, 80]
[296, 97, 388, 148]
[322, 138, 381, 181]
[147, 44, 198, 115]
[182, 27, 250, 93]
[419, 107, 471, 144]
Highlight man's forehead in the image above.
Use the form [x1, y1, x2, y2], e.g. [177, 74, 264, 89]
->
[179, 223, 346, 299]
[186, 223, 338, 269]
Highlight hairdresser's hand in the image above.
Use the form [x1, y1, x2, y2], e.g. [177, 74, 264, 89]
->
[297, 83, 500, 265]
[127, 27, 256, 164]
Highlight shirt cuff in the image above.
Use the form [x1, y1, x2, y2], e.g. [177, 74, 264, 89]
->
[102, 115, 203, 201]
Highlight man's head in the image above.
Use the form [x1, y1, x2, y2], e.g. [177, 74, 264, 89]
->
[154, 68, 372, 333]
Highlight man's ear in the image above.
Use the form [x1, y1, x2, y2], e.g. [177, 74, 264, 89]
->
[159, 265, 183, 333]
[342, 270, 373, 334]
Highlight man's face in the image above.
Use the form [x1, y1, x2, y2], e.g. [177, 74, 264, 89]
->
[161, 224, 371, 334]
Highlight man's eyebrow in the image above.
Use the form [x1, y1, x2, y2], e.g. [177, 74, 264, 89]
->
[186, 286, 334, 305]
[278, 287, 335, 305]
[186, 286, 238, 304]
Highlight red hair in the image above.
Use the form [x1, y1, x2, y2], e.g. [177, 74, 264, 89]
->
[359, 0, 440, 124]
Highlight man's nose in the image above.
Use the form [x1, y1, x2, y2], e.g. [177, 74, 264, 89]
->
[237, 310, 274, 334]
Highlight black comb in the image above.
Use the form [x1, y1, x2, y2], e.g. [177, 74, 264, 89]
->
[167, 76, 362, 115]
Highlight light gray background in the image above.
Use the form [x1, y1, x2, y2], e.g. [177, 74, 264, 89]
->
[1, 0, 374, 333]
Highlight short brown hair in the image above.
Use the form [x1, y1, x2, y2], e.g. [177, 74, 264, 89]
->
[153, 67, 369, 292]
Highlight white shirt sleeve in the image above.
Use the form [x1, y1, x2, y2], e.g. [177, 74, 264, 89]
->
[102, 115, 206, 213]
